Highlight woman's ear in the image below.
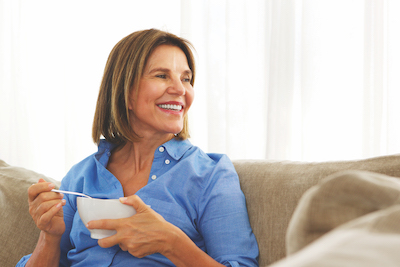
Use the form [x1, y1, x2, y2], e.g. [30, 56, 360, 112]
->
[128, 98, 134, 111]
[127, 91, 136, 111]
[127, 87, 137, 111]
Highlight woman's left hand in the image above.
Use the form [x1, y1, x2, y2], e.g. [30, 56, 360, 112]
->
[86, 195, 178, 258]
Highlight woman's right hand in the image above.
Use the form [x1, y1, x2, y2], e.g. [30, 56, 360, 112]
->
[28, 178, 66, 237]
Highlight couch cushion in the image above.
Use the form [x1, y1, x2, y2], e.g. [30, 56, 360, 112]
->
[0, 160, 60, 267]
[268, 170, 400, 267]
[233, 154, 400, 266]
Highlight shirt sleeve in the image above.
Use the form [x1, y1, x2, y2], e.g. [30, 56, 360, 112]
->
[58, 173, 76, 266]
[16, 254, 30, 266]
[197, 155, 259, 266]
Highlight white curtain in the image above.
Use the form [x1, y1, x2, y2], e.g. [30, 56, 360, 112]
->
[185, 0, 400, 162]
[1, 0, 400, 180]
[0, 0, 182, 179]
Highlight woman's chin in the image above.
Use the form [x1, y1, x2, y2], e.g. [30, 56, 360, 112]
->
[167, 125, 183, 135]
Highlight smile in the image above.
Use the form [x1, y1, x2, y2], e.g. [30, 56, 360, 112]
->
[157, 104, 183, 111]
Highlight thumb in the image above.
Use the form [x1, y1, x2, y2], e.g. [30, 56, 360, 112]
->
[119, 195, 148, 213]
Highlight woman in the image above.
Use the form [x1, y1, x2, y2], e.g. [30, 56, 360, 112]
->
[18, 29, 259, 266]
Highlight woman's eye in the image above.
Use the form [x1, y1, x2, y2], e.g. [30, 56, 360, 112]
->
[156, 74, 167, 79]
[182, 77, 191, 83]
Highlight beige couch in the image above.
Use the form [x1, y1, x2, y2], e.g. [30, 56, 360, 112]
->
[2, 154, 400, 267]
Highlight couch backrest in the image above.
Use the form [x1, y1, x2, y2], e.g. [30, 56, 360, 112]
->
[0, 160, 60, 267]
[2, 155, 400, 267]
[233, 154, 400, 266]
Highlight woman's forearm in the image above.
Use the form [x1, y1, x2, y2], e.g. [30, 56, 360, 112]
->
[25, 231, 61, 267]
[164, 226, 225, 267]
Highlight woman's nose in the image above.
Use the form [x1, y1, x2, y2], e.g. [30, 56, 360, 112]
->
[167, 78, 186, 95]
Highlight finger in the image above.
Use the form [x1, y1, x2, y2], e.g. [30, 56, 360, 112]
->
[86, 218, 119, 231]
[119, 195, 148, 213]
[30, 190, 64, 214]
[28, 179, 57, 202]
[29, 189, 64, 220]
[91, 219, 121, 248]
[36, 200, 65, 228]
[32, 198, 65, 218]
[97, 233, 120, 248]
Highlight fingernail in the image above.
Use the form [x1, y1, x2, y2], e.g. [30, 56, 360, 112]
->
[119, 197, 128, 203]
[48, 183, 55, 189]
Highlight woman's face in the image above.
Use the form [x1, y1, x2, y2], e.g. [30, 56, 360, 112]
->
[129, 45, 194, 139]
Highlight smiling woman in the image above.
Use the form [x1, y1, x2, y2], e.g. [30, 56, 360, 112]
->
[91, 30, 195, 146]
[131, 45, 194, 141]
[17, 29, 259, 267]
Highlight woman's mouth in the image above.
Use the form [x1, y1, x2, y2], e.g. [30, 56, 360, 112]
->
[157, 104, 183, 111]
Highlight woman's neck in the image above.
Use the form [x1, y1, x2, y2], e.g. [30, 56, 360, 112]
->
[111, 133, 174, 173]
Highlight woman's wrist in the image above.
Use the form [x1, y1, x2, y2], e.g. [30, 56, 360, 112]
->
[41, 230, 63, 245]
[161, 222, 182, 257]
[162, 223, 224, 267]
[26, 231, 62, 267]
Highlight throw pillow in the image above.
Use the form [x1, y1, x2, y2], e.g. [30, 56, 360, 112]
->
[285, 170, 400, 255]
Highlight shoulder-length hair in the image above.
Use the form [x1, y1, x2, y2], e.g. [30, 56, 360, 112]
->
[92, 29, 196, 146]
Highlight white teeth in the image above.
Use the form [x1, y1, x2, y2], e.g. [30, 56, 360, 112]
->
[158, 104, 183, 111]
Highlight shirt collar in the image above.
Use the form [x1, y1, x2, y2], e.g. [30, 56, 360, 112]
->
[161, 138, 193, 160]
[97, 139, 117, 154]
[97, 138, 193, 161]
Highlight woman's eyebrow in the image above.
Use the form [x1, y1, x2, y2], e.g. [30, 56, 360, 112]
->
[148, 67, 170, 74]
[148, 67, 192, 76]
[182, 70, 193, 76]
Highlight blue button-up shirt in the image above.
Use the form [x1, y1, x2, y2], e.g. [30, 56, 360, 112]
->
[18, 138, 259, 266]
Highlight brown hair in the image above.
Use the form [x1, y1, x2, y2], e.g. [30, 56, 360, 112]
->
[92, 29, 196, 146]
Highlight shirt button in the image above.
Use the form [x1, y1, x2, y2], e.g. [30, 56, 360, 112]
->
[165, 159, 170, 165]
[151, 175, 157, 180]
[159, 147, 165, 152]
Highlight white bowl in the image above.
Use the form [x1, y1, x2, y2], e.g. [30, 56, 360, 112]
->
[77, 197, 136, 239]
